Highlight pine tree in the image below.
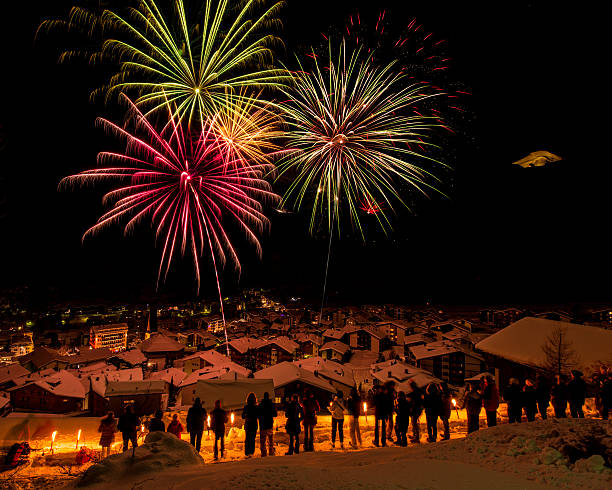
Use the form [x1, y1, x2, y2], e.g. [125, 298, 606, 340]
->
[541, 326, 579, 375]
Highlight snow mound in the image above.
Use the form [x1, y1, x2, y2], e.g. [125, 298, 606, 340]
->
[77, 432, 203, 487]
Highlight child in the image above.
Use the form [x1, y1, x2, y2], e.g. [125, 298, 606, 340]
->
[167, 414, 184, 439]
[98, 411, 117, 458]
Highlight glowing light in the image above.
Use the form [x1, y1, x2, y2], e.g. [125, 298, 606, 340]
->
[207, 415, 211, 428]
[230, 412, 235, 424]
[452, 398, 456, 407]
[51, 430, 57, 454]
[76, 429, 81, 450]
[363, 402, 367, 413]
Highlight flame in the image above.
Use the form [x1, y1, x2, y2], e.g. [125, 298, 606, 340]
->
[452, 398, 457, 407]
[77, 429, 81, 440]
[207, 415, 211, 427]
[363, 402, 367, 413]
[141, 424, 145, 432]
[230, 412, 235, 424]
[51, 431, 57, 442]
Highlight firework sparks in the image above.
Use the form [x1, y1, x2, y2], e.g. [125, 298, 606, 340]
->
[60, 94, 278, 294]
[278, 40, 445, 236]
[39, 0, 287, 125]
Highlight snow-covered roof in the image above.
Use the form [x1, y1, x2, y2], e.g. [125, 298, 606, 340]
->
[179, 364, 250, 387]
[227, 337, 267, 354]
[404, 333, 432, 346]
[322, 329, 344, 340]
[23, 371, 87, 399]
[0, 395, 9, 410]
[18, 347, 65, 371]
[254, 362, 336, 393]
[139, 334, 185, 353]
[105, 380, 167, 396]
[371, 359, 440, 389]
[178, 349, 230, 366]
[320, 341, 350, 355]
[0, 364, 30, 384]
[88, 367, 144, 397]
[65, 348, 112, 365]
[293, 357, 354, 387]
[476, 317, 612, 370]
[410, 340, 463, 361]
[149, 367, 187, 386]
[293, 333, 323, 346]
[113, 348, 147, 366]
[266, 336, 299, 353]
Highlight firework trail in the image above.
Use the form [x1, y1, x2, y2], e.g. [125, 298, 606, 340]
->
[278, 40, 446, 322]
[38, 0, 287, 125]
[61, 95, 279, 354]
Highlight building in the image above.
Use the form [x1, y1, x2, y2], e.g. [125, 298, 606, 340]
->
[255, 337, 299, 369]
[408, 340, 486, 386]
[105, 380, 168, 416]
[90, 323, 128, 352]
[348, 327, 391, 353]
[8, 371, 86, 413]
[319, 341, 350, 362]
[139, 333, 185, 370]
[18, 347, 69, 372]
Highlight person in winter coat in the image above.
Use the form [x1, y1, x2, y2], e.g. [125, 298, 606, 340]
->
[503, 378, 523, 423]
[148, 410, 165, 432]
[186, 397, 207, 452]
[373, 385, 389, 447]
[98, 411, 117, 458]
[166, 414, 184, 439]
[210, 399, 228, 460]
[462, 382, 482, 433]
[329, 393, 346, 448]
[242, 392, 259, 456]
[567, 370, 586, 418]
[301, 391, 320, 452]
[346, 385, 362, 448]
[522, 379, 538, 421]
[394, 391, 410, 446]
[535, 374, 551, 420]
[439, 383, 452, 440]
[385, 381, 397, 442]
[592, 366, 611, 419]
[407, 381, 424, 443]
[482, 376, 500, 427]
[551, 375, 568, 418]
[423, 383, 442, 442]
[117, 405, 141, 453]
[285, 393, 303, 455]
[258, 392, 277, 456]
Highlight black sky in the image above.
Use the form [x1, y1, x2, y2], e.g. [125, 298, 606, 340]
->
[0, 1, 607, 307]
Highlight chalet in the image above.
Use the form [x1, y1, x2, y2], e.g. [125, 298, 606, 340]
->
[256, 337, 299, 369]
[139, 333, 185, 370]
[254, 362, 336, 405]
[179, 365, 250, 405]
[64, 348, 112, 369]
[348, 326, 391, 353]
[18, 347, 69, 372]
[375, 321, 413, 345]
[105, 380, 168, 416]
[476, 317, 612, 388]
[408, 340, 485, 386]
[109, 348, 147, 369]
[0, 364, 30, 390]
[370, 359, 440, 392]
[8, 371, 86, 413]
[87, 367, 144, 416]
[293, 333, 323, 358]
[403, 333, 433, 356]
[319, 341, 350, 362]
[217, 337, 266, 371]
[176, 330, 219, 351]
[293, 357, 355, 395]
[479, 308, 525, 328]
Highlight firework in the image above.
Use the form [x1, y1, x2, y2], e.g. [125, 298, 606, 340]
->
[60, 95, 278, 293]
[39, 0, 287, 125]
[278, 40, 445, 236]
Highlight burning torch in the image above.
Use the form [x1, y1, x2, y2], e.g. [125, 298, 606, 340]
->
[51, 431, 57, 455]
[452, 398, 460, 419]
[230, 412, 235, 426]
[76, 429, 81, 450]
[207, 415, 211, 434]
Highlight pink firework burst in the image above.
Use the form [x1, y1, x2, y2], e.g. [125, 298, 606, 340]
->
[61, 95, 279, 293]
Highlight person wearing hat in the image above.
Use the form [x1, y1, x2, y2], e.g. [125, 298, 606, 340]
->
[482, 376, 500, 427]
[567, 370, 586, 418]
[522, 379, 537, 422]
[503, 378, 523, 423]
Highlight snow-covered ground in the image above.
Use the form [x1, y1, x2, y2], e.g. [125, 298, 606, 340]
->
[1, 409, 610, 489]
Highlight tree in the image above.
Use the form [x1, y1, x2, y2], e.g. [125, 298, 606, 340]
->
[541, 326, 579, 375]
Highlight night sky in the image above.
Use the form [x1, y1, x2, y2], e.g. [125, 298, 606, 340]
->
[0, 1, 606, 307]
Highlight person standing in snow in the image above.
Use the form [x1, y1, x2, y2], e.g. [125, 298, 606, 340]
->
[210, 399, 228, 460]
[373, 385, 388, 447]
[329, 392, 346, 449]
[117, 405, 141, 453]
[522, 379, 538, 421]
[301, 390, 320, 452]
[407, 381, 424, 443]
[462, 382, 482, 433]
[242, 392, 259, 457]
[482, 376, 499, 427]
[98, 411, 117, 458]
[285, 393, 303, 455]
[186, 397, 207, 452]
[394, 391, 410, 446]
[503, 378, 523, 423]
[551, 375, 568, 418]
[592, 366, 611, 420]
[385, 381, 397, 442]
[567, 370, 586, 418]
[439, 383, 452, 440]
[423, 382, 441, 442]
[258, 392, 277, 457]
[535, 374, 551, 420]
[148, 410, 165, 432]
[167, 414, 184, 439]
[346, 385, 362, 448]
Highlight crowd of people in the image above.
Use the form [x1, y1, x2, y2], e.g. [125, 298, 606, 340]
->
[95, 365, 612, 460]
